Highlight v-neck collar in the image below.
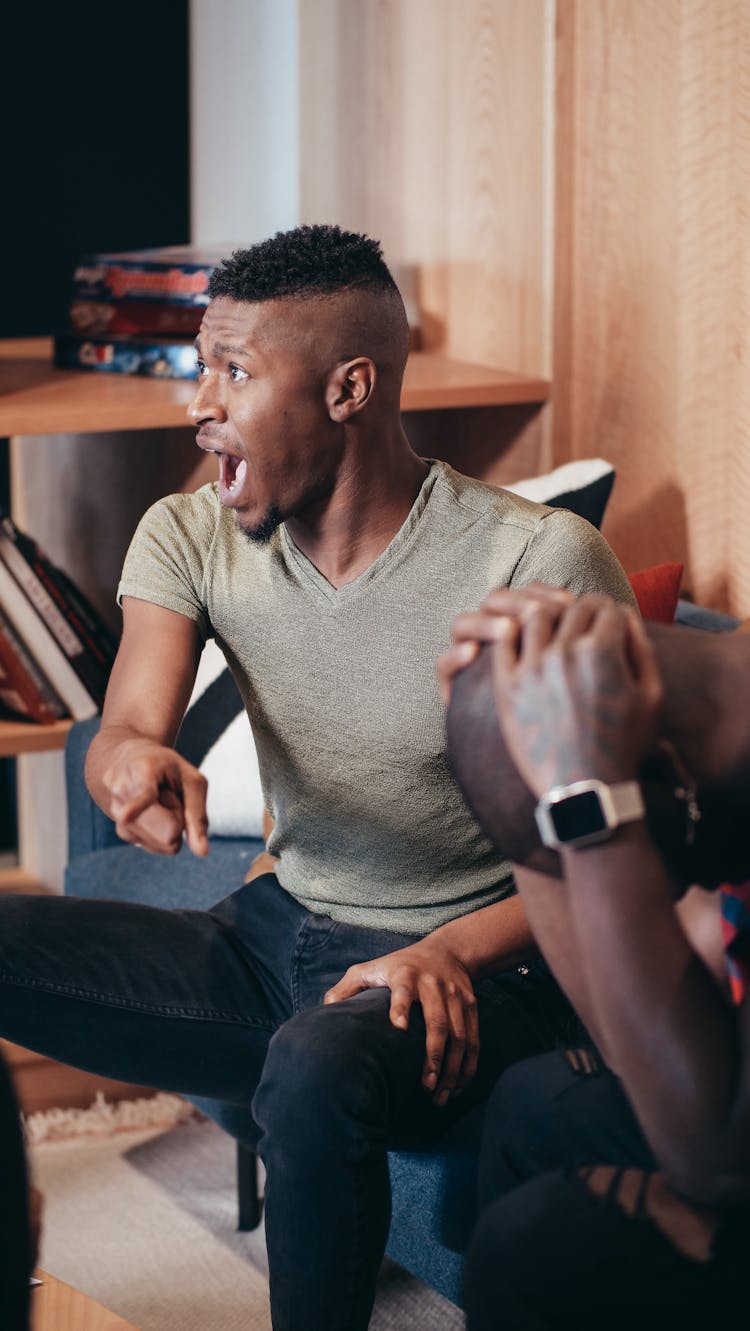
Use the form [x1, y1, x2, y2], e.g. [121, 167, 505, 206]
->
[278, 462, 440, 604]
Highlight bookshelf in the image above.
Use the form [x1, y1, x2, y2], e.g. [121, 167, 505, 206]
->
[0, 336, 550, 434]
[0, 718, 71, 757]
[0, 335, 550, 890]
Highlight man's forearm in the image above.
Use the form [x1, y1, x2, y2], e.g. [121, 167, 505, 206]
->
[561, 826, 748, 1203]
[428, 892, 537, 979]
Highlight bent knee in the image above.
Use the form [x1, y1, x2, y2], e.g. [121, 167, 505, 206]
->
[254, 990, 417, 1136]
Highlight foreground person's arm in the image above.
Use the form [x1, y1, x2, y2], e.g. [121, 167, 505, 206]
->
[556, 827, 749, 1205]
[489, 596, 750, 1206]
[85, 597, 209, 856]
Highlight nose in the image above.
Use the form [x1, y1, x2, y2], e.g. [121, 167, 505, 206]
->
[187, 371, 227, 425]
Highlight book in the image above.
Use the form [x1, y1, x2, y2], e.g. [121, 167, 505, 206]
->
[0, 513, 113, 708]
[0, 519, 111, 708]
[0, 605, 68, 724]
[69, 299, 204, 339]
[70, 245, 230, 307]
[0, 512, 119, 681]
[0, 556, 99, 720]
[53, 331, 198, 380]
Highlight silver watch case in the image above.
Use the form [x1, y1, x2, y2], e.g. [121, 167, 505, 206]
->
[535, 779, 645, 851]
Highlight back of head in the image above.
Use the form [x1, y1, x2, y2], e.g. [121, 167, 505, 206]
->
[208, 224, 410, 374]
[447, 622, 750, 888]
[446, 646, 557, 874]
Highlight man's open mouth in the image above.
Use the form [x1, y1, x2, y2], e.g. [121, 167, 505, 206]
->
[218, 452, 247, 496]
[204, 450, 249, 507]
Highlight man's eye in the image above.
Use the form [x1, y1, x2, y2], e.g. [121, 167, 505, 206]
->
[229, 364, 249, 383]
[196, 358, 208, 377]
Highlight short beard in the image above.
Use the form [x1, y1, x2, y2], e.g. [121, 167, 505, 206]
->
[238, 505, 284, 546]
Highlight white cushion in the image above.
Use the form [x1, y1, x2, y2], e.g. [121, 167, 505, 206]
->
[184, 640, 265, 839]
[504, 458, 615, 529]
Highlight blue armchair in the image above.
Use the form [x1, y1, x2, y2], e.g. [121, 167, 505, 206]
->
[63, 597, 738, 1307]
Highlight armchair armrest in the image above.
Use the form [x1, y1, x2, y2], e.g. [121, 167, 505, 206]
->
[64, 716, 121, 859]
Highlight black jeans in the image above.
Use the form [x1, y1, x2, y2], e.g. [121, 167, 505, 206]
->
[464, 1050, 748, 1331]
[0, 874, 575, 1331]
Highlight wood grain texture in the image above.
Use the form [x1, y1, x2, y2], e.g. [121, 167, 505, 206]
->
[0, 340, 548, 436]
[32, 1271, 139, 1331]
[299, 0, 554, 377]
[555, 0, 750, 614]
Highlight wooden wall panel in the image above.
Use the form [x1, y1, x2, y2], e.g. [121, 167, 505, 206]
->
[298, 0, 554, 379]
[555, 0, 750, 614]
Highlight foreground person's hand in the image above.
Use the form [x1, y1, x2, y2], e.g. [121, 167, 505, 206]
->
[490, 595, 663, 798]
[437, 583, 574, 704]
[324, 939, 479, 1105]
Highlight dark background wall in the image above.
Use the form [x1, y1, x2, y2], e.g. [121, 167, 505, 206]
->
[2, 1, 190, 338]
[0, 1, 190, 853]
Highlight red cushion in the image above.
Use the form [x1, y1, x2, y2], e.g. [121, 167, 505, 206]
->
[627, 562, 684, 622]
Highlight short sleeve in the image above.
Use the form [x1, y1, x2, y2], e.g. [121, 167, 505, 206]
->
[510, 508, 638, 608]
[117, 488, 220, 642]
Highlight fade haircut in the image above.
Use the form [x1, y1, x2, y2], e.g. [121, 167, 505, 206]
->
[208, 224, 400, 303]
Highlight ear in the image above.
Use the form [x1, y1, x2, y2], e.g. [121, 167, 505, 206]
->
[326, 358, 376, 422]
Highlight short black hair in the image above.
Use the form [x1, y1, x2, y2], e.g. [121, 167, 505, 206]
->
[208, 224, 399, 303]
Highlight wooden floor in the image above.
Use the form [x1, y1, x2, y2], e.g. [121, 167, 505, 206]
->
[32, 1270, 139, 1330]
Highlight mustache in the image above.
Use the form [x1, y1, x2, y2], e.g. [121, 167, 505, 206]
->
[195, 426, 227, 446]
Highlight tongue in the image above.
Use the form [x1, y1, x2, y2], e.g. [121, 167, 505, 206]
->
[218, 455, 249, 505]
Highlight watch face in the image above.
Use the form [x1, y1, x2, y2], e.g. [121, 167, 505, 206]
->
[549, 790, 608, 842]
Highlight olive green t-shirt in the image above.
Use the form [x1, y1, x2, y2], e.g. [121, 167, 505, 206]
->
[118, 460, 636, 934]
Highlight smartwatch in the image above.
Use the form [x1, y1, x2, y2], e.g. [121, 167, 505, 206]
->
[535, 779, 645, 851]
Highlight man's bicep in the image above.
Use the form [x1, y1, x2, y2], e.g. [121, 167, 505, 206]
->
[102, 596, 203, 746]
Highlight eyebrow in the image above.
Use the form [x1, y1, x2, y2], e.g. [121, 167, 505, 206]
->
[194, 338, 255, 359]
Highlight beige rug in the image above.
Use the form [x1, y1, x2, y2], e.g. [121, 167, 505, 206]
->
[28, 1099, 465, 1331]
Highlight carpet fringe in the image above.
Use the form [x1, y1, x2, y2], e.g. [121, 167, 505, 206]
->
[23, 1091, 197, 1145]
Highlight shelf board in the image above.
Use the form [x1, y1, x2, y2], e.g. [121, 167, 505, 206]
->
[0, 337, 549, 436]
[0, 717, 72, 756]
[0, 865, 55, 894]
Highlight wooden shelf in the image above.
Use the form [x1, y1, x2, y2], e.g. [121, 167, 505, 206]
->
[0, 865, 54, 894]
[0, 337, 549, 436]
[0, 717, 72, 757]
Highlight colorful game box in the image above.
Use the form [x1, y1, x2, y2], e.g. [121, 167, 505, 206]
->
[70, 245, 234, 307]
[54, 332, 198, 379]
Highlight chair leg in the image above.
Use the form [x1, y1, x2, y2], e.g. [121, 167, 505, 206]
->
[237, 1142, 262, 1231]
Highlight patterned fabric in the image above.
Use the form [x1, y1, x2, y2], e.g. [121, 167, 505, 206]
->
[720, 881, 750, 1004]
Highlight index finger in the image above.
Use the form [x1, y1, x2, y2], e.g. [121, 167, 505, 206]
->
[480, 584, 574, 618]
[436, 639, 481, 704]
